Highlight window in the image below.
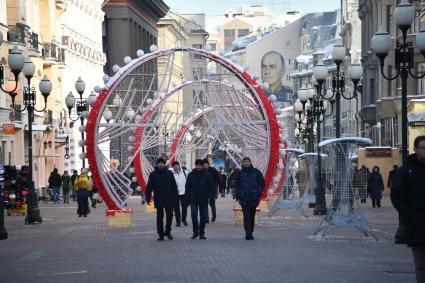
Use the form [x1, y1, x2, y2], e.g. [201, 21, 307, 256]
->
[209, 43, 217, 51]
[288, 58, 291, 66]
[386, 5, 393, 35]
[286, 41, 291, 47]
[286, 75, 291, 81]
[416, 62, 425, 95]
[238, 29, 249, 37]
[224, 29, 235, 36]
[370, 78, 375, 105]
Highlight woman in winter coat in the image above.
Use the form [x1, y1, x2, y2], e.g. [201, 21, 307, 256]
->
[61, 171, 71, 204]
[368, 166, 384, 208]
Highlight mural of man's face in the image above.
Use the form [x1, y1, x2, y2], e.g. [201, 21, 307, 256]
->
[261, 52, 285, 93]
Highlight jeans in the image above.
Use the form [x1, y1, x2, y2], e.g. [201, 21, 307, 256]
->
[174, 195, 187, 224]
[191, 203, 208, 236]
[156, 207, 173, 237]
[241, 204, 257, 237]
[77, 196, 89, 216]
[413, 246, 425, 283]
[52, 187, 60, 203]
[208, 199, 216, 221]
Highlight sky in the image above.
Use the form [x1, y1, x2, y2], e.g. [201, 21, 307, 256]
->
[164, 0, 341, 17]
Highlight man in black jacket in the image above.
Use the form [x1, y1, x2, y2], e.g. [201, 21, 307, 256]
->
[146, 158, 178, 241]
[391, 136, 425, 283]
[234, 157, 264, 240]
[202, 159, 220, 222]
[185, 159, 214, 239]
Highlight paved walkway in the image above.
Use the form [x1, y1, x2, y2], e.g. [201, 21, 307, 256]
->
[0, 196, 415, 283]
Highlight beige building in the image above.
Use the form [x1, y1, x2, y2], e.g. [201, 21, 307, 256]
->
[0, 0, 104, 192]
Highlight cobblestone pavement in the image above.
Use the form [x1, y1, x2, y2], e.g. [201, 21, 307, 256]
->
[0, 196, 415, 283]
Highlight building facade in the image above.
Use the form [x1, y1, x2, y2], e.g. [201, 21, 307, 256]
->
[359, 0, 425, 148]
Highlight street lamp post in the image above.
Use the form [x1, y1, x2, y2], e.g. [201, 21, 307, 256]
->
[0, 44, 52, 229]
[65, 78, 97, 168]
[330, 45, 363, 138]
[371, 0, 425, 167]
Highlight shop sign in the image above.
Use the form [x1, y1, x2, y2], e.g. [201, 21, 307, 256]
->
[409, 121, 425, 128]
[366, 148, 392, 157]
[2, 124, 15, 135]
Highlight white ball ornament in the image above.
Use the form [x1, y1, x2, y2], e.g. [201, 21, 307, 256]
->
[130, 167, 135, 174]
[81, 111, 89, 119]
[268, 94, 277, 102]
[127, 156, 132, 162]
[261, 83, 269, 91]
[136, 49, 144, 57]
[275, 108, 283, 115]
[112, 64, 120, 73]
[128, 136, 134, 142]
[136, 186, 142, 192]
[79, 125, 85, 133]
[146, 98, 153, 105]
[124, 56, 132, 64]
[132, 177, 137, 183]
[127, 145, 134, 152]
[94, 86, 103, 93]
[150, 45, 158, 52]
[102, 74, 110, 83]
[78, 140, 86, 147]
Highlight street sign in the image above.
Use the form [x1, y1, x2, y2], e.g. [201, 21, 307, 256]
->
[2, 124, 15, 135]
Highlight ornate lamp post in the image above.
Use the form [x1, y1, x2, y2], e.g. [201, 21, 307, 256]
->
[330, 45, 363, 138]
[65, 78, 97, 168]
[371, 0, 425, 167]
[1, 47, 52, 229]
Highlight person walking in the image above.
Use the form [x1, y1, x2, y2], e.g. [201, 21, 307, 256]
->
[368, 166, 384, 208]
[146, 158, 178, 241]
[185, 159, 214, 239]
[61, 171, 71, 204]
[74, 168, 93, 217]
[387, 165, 398, 189]
[171, 161, 188, 226]
[70, 170, 79, 202]
[219, 169, 227, 198]
[391, 136, 425, 283]
[48, 168, 62, 204]
[227, 168, 239, 195]
[234, 157, 264, 240]
[202, 159, 220, 222]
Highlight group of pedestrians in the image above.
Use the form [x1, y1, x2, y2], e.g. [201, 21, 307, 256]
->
[146, 156, 264, 241]
[47, 168, 99, 218]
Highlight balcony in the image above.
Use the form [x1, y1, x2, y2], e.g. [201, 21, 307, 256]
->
[7, 24, 39, 53]
[42, 42, 65, 64]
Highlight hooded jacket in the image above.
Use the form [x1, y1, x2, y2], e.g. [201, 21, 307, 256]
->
[185, 169, 214, 205]
[391, 154, 425, 246]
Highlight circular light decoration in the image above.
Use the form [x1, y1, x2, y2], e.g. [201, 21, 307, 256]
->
[86, 47, 281, 209]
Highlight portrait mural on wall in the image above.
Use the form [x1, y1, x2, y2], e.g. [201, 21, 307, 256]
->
[260, 51, 293, 108]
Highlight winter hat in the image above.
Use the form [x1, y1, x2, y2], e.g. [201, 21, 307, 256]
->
[156, 157, 166, 165]
[195, 159, 203, 165]
[242, 157, 251, 162]
[202, 158, 209, 165]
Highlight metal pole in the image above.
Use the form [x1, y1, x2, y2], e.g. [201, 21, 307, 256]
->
[26, 104, 42, 224]
[81, 116, 85, 168]
[335, 65, 341, 138]
[401, 69, 408, 167]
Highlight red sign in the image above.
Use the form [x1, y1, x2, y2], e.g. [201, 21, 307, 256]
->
[2, 124, 15, 135]
[366, 148, 392, 157]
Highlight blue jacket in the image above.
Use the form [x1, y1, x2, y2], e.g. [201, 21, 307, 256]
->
[185, 169, 214, 205]
[146, 167, 178, 208]
[235, 166, 264, 206]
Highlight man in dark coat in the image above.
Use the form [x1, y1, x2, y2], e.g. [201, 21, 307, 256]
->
[185, 159, 214, 239]
[234, 157, 264, 240]
[387, 165, 398, 189]
[146, 158, 178, 241]
[202, 159, 220, 222]
[368, 166, 384, 208]
[391, 135, 425, 283]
